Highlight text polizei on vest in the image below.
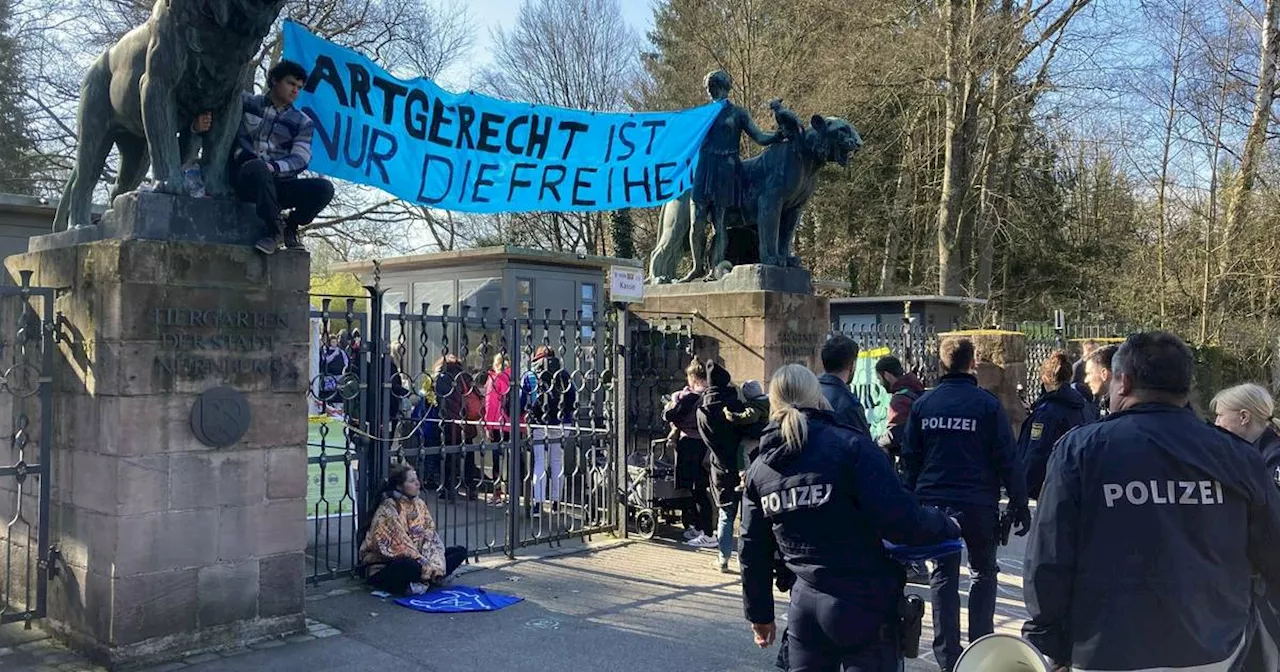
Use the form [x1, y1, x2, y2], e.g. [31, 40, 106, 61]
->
[1102, 480, 1225, 508]
[761, 484, 834, 515]
[920, 417, 978, 431]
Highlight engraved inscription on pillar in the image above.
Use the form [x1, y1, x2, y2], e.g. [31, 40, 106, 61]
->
[152, 307, 292, 380]
[779, 330, 823, 359]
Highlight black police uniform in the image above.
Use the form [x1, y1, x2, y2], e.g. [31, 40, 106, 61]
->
[899, 372, 1026, 672]
[1024, 403, 1280, 671]
[1017, 385, 1093, 500]
[740, 409, 959, 672]
[1258, 426, 1280, 488]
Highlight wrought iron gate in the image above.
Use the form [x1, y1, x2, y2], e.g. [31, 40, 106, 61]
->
[0, 271, 54, 625]
[305, 285, 623, 583]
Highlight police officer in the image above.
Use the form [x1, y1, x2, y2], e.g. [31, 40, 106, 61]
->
[740, 364, 959, 672]
[900, 337, 1028, 672]
[1019, 352, 1094, 500]
[1024, 332, 1280, 672]
[1082, 344, 1118, 420]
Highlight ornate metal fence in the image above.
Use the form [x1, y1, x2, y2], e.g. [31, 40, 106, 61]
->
[0, 271, 54, 626]
[304, 287, 623, 584]
[620, 315, 694, 538]
[305, 296, 369, 584]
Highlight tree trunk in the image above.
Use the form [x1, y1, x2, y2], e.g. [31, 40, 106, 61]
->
[936, 0, 977, 297]
[1219, 0, 1279, 316]
[1155, 8, 1189, 327]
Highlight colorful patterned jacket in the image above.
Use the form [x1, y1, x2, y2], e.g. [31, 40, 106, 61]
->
[360, 494, 446, 582]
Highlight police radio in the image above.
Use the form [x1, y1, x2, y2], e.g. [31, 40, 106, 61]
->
[954, 634, 1052, 672]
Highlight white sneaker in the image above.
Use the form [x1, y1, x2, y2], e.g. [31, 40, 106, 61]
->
[408, 582, 430, 595]
[683, 528, 704, 540]
[685, 534, 718, 548]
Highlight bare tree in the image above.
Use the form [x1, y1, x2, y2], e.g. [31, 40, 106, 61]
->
[473, 0, 641, 254]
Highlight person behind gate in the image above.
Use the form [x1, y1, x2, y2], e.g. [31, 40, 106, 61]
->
[360, 462, 468, 596]
[523, 346, 576, 519]
[740, 364, 960, 672]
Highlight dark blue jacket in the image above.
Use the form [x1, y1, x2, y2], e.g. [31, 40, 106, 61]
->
[900, 373, 1025, 508]
[818, 373, 870, 436]
[1258, 426, 1280, 488]
[1024, 404, 1280, 670]
[740, 409, 958, 634]
[1018, 385, 1093, 499]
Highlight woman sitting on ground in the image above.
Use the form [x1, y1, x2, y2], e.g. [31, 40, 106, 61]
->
[360, 462, 468, 596]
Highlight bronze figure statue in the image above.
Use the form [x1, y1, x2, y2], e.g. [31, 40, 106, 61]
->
[649, 103, 863, 284]
[683, 70, 783, 282]
[52, 0, 287, 232]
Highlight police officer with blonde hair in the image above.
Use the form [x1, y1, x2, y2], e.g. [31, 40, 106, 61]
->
[740, 364, 959, 671]
[1212, 382, 1280, 485]
[1024, 332, 1280, 672]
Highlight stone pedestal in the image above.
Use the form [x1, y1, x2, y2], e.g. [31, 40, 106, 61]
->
[635, 265, 829, 383]
[30, 191, 267, 253]
[940, 330, 1029, 431]
[4, 234, 310, 667]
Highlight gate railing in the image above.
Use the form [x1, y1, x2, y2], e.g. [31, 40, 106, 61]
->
[305, 284, 623, 584]
[0, 271, 54, 625]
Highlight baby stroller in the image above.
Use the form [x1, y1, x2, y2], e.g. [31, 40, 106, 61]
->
[622, 439, 694, 539]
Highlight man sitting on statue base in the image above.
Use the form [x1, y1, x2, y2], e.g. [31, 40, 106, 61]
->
[195, 60, 335, 255]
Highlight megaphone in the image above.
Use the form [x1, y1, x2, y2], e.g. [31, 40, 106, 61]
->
[955, 633, 1053, 672]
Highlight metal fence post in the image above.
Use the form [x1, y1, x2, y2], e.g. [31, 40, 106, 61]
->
[506, 317, 523, 558]
[361, 281, 386, 528]
[614, 307, 630, 539]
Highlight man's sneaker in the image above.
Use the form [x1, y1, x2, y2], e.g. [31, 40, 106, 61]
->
[683, 528, 704, 541]
[685, 534, 718, 548]
[254, 235, 279, 255]
[407, 582, 430, 596]
[282, 226, 305, 250]
[715, 557, 733, 574]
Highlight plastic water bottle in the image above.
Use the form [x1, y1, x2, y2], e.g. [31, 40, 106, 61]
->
[183, 163, 206, 198]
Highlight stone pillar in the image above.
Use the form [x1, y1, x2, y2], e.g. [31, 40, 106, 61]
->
[5, 233, 310, 667]
[939, 330, 1029, 431]
[632, 265, 829, 384]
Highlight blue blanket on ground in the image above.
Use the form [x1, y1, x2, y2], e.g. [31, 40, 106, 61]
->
[882, 539, 964, 562]
[394, 586, 523, 613]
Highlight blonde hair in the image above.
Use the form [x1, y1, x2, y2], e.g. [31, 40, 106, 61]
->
[492, 353, 507, 370]
[1211, 383, 1280, 433]
[768, 364, 827, 450]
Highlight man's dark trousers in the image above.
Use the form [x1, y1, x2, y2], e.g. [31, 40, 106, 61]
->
[925, 503, 999, 672]
[233, 158, 333, 238]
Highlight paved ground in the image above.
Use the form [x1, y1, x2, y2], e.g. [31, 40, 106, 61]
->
[0, 532, 1030, 672]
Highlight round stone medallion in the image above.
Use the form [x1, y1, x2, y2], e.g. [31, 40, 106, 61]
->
[190, 386, 252, 448]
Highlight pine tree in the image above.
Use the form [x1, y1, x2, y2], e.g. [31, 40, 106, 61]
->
[610, 208, 635, 259]
[0, 0, 36, 195]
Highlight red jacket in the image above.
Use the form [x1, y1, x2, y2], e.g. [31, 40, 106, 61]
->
[878, 373, 925, 455]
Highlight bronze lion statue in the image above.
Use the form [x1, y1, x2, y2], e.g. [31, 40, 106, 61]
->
[648, 114, 863, 283]
[53, 0, 287, 231]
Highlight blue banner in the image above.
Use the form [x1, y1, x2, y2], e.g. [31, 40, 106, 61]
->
[394, 586, 523, 613]
[282, 21, 721, 213]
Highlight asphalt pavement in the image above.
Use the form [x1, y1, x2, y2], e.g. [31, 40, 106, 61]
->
[0, 531, 1032, 672]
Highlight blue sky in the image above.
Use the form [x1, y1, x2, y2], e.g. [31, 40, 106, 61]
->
[448, 0, 656, 83]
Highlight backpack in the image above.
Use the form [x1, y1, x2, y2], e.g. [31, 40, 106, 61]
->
[893, 388, 922, 405]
